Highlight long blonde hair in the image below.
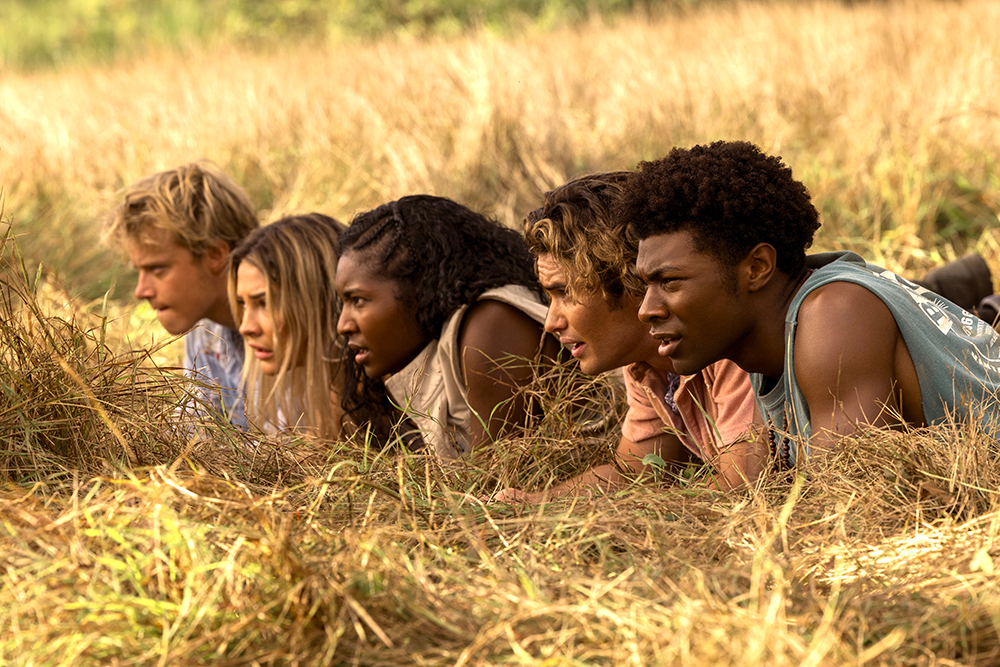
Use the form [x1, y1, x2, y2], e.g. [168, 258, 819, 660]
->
[228, 213, 346, 440]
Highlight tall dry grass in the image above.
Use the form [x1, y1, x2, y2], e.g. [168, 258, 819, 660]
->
[1, 0, 999, 300]
[4, 1, 1000, 664]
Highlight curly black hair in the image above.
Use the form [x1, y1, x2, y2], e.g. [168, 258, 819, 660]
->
[338, 194, 545, 446]
[616, 141, 821, 277]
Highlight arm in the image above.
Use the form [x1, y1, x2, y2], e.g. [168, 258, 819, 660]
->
[459, 299, 559, 449]
[793, 282, 914, 452]
[699, 360, 768, 490]
[711, 437, 768, 490]
[494, 431, 689, 503]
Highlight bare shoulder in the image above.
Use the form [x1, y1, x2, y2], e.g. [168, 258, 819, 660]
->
[797, 281, 899, 337]
[794, 280, 901, 382]
[799, 281, 888, 316]
[460, 298, 545, 360]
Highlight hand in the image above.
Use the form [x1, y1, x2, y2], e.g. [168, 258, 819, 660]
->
[491, 487, 542, 504]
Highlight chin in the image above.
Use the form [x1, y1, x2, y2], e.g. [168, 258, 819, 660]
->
[580, 359, 610, 377]
[161, 322, 192, 336]
[668, 356, 705, 376]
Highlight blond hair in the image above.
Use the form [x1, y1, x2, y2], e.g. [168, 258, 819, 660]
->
[523, 171, 644, 306]
[229, 213, 346, 441]
[104, 161, 258, 255]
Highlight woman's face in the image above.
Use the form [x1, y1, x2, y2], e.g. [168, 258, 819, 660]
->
[236, 262, 280, 375]
[335, 250, 430, 379]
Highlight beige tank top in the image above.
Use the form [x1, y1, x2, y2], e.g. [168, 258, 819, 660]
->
[384, 285, 549, 459]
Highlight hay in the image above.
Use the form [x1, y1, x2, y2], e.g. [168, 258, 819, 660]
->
[4, 235, 1000, 664]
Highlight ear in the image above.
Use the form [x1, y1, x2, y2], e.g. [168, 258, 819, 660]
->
[204, 241, 231, 275]
[740, 243, 777, 292]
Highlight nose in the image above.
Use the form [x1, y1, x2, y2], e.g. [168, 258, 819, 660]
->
[239, 307, 260, 338]
[134, 271, 154, 301]
[637, 287, 667, 324]
[336, 308, 356, 336]
[543, 300, 566, 336]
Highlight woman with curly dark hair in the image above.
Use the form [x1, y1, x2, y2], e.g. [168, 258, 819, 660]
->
[335, 195, 560, 457]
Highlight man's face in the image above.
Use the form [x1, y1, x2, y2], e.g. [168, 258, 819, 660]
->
[635, 231, 744, 376]
[536, 253, 653, 375]
[128, 230, 223, 335]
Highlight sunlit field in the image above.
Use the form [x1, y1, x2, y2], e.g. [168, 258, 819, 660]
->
[3, 0, 1000, 664]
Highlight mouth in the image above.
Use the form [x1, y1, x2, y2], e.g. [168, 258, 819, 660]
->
[651, 331, 680, 357]
[347, 343, 371, 365]
[560, 338, 587, 359]
[250, 345, 274, 360]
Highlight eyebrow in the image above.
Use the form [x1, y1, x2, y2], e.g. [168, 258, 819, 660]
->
[636, 262, 682, 282]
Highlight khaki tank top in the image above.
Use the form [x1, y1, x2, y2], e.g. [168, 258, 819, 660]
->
[384, 285, 549, 458]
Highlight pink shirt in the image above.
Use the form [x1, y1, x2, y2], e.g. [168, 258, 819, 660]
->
[621, 360, 760, 461]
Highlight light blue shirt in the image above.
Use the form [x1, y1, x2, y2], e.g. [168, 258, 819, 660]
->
[183, 319, 248, 430]
[752, 251, 1000, 465]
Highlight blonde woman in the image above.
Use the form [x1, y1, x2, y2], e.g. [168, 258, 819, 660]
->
[229, 213, 346, 440]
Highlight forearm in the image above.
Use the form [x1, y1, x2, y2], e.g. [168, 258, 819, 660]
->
[705, 437, 768, 491]
[495, 464, 629, 504]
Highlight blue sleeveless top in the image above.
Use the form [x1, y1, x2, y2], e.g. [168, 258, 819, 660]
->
[752, 251, 1000, 466]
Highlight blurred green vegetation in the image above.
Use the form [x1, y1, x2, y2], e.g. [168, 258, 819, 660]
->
[0, 0, 702, 70]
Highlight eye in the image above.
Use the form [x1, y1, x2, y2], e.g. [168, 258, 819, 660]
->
[352, 296, 367, 306]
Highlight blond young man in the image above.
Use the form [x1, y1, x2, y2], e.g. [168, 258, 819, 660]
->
[104, 162, 259, 428]
[496, 172, 767, 503]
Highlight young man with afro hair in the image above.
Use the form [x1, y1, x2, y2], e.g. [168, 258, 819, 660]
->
[618, 140, 1000, 466]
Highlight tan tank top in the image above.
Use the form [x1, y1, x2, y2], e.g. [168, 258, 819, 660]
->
[384, 285, 549, 459]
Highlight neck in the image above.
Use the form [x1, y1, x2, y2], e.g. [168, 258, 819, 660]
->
[746, 267, 812, 378]
[205, 292, 237, 330]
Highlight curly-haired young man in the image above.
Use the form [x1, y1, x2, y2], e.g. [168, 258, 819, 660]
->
[618, 140, 1000, 465]
[104, 162, 259, 429]
[495, 172, 767, 503]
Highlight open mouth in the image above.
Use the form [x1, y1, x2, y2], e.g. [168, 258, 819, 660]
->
[653, 334, 680, 357]
[348, 344, 371, 365]
[251, 346, 274, 360]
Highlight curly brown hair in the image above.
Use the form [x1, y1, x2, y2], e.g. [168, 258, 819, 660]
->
[523, 172, 644, 307]
[616, 141, 821, 277]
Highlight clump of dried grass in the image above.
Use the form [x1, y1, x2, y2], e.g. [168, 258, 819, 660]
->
[5, 248, 1000, 665]
[6, 212, 1000, 664]
[7, 424, 1000, 666]
[0, 225, 332, 492]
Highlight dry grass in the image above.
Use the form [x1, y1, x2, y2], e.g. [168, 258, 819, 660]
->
[4, 217, 1000, 665]
[2, 0, 1000, 298]
[4, 0, 1000, 664]
[5, 425, 1000, 665]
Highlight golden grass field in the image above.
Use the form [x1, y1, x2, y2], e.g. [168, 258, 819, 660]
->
[3, 0, 1000, 664]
